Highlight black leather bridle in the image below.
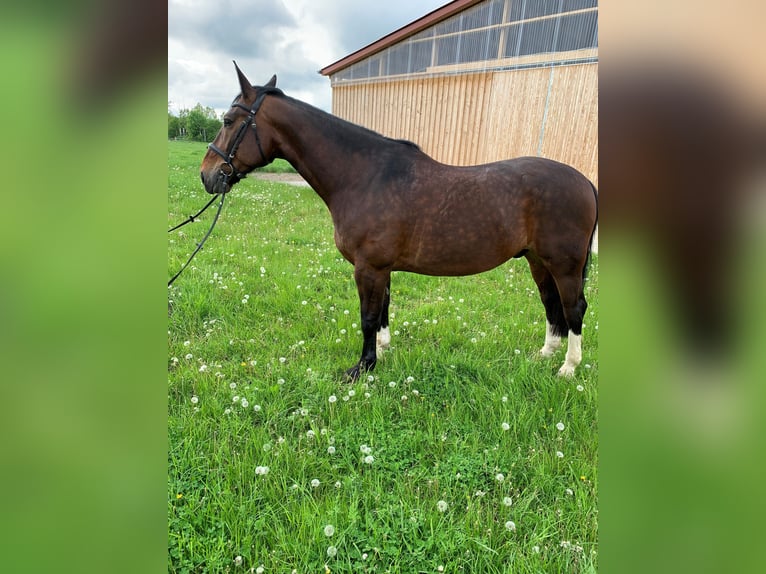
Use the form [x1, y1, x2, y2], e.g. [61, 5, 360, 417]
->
[207, 90, 270, 183]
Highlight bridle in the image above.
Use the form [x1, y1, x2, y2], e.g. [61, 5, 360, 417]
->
[207, 90, 270, 183]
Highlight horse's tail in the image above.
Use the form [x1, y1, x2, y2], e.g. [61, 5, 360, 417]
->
[582, 180, 599, 282]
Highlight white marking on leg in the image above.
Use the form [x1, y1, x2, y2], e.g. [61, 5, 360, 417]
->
[539, 321, 562, 357]
[558, 331, 582, 377]
[376, 326, 390, 352]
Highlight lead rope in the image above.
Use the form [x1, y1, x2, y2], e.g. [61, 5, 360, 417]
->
[168, 192, 226, 286]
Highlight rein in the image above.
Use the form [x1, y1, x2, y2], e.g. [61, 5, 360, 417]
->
[167, 192, 226, 286]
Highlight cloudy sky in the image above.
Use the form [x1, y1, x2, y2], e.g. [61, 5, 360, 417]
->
[168, 0, 447, 115]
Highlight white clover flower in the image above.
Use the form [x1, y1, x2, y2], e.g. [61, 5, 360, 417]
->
[532, 545, 540, 553]
[279, 357, 286, 363]
[347, 389, 356, 397]
[503, 497, 513, 507]
[360, 444, 372, 455]
[406, 376, 415, 383]
[255, 566, 264, 574]
[255, 465, 269, 476]
[501, 422, 510, 431]
[556, 451, 564, 458]
[311, 479, 320, 488]
[437, 500, 448, 512]
[328, 395, 337, 403]
[199, 364, 208, 372]
[190, 396, 199, 404]
[327, 545, 337, 557]
[241, 399, 249, 408]
[324, 524, 335, 537]
[495, 473, 505, 482]
[505, 520, 516, 532]
[501, 395, 508, 403]
[576, 384, 584, 392]
[184, 353, 193, 360]
[253, 404, 262, 412]
[327, 446, 336, 455]
[362, 553, 368, 560]
[364, 455, 374, 464]
[234, 555, 243, 566]
[232, 395, 240, 403]
[306, 430, 316, 439]
[566, 488, 574, 496]
[224, 408, 232, 415]
[229, 382, 237, 390]
[334, 481, 342, 489]
[556, 422, 565, 431]
[388, 381, 396, 388]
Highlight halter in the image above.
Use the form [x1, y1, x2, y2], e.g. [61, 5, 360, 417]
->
[207, 90, 270, 182]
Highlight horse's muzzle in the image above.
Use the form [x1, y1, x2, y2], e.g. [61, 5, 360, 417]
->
[200, 169, 238, 195]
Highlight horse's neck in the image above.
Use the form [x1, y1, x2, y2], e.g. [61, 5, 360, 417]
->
[268, 98, 373, 205]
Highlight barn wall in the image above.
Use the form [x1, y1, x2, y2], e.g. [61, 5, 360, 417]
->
[331, 63, 598, 185]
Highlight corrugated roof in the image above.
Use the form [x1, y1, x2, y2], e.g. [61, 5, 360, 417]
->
[319, 0, 484, 77]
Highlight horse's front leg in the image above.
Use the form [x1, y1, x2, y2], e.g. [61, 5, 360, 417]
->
[346, 264, 391, 381]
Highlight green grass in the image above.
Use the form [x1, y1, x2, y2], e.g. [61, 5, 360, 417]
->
[168, 140, 598, 573]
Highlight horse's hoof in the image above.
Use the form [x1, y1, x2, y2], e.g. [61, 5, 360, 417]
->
[539, 346, 557, 358]
[557, 363, 576, 377]
[344, 366, 362, 382]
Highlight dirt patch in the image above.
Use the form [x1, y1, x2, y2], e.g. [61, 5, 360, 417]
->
[249, 172, 310, 187]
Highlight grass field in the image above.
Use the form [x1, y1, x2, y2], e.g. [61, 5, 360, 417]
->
[168, 140, 598, 573]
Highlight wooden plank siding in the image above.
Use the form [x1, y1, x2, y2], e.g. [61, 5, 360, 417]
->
[331, 63, 598, 185]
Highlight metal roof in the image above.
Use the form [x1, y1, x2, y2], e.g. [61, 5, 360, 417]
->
[319, 0, 484, 76]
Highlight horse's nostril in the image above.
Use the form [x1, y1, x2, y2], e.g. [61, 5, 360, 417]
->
[200, 172, 205, 185]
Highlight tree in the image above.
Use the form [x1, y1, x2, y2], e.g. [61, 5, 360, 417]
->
[185, 104, 221, 142]
[167, 104, 221, 141]
[168, 112, 181, 139]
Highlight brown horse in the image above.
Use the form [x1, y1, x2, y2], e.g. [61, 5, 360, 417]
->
[200, 64, 598, 380]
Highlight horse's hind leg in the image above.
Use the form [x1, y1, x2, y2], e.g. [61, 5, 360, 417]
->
[376, 279, 391, 353]
[527, 258, 568, 358]
[553, 273, 588, 377]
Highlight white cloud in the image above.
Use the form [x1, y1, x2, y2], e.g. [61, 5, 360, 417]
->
[168, 0, 446, 115]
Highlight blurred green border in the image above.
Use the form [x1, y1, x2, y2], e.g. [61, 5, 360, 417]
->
[0, 15, 166, 573]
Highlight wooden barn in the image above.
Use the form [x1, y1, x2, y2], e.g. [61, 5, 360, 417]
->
[320, 0, 598, 184]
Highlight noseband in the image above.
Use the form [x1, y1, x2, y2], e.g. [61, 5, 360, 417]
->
[207, 91, 270, 182]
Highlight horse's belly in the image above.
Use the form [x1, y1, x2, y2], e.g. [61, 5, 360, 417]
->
[396, 232, 518, 276]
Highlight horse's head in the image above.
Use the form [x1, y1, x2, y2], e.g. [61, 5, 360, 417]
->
[200, 62, 279, 195]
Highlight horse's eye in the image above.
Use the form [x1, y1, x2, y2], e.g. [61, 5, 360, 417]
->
[223, 118, 233, 127]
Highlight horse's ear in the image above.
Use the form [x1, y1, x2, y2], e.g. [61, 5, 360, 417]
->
[265, 75, 277, 88]
[233, 61, 255, 98]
